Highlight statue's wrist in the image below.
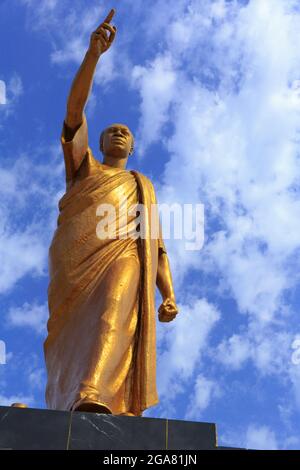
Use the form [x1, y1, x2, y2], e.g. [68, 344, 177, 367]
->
[162, 292, 176, 302]
[86, 48, 102, 62]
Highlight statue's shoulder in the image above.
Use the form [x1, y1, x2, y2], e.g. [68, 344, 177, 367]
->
[131, 170, 158, 206]
[131, 170, 155, 190]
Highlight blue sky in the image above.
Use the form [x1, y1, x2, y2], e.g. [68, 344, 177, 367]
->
[1, 0, 300, 450]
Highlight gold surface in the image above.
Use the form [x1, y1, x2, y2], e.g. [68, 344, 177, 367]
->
[44, 8, 178, 416]
[10, 403, 28, 408]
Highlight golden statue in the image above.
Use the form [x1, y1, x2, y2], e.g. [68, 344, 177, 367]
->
[44, 9, 178, 417]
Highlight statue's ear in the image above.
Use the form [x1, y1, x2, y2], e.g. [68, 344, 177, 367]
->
[129, 136, 134, 156]
[99, 131, 104, 153]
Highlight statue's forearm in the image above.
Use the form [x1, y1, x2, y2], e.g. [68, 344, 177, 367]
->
[65, 50, 100, 129]
[156, 253, 175, 300]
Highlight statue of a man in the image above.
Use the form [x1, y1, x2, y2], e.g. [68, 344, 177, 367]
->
[44, 9, 178, 417]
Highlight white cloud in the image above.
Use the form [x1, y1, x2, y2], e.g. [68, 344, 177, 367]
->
[185, 374, 221, 419]
[7, 302, 48, 335]
[0, 226, 45, 294]
[132, 54, 177, 155]
[49, 4, 101, 65]
[8, 75, 23, 100]
[0, 150, 64, 294]
[216, 334, 251, 370]
[21, 0, 125, 86]
[216, 324, 293, 377]
[20, 0, 60, 25]
[282, 434, 300, 450]
[289, 362, 300, 409]
[245, 424, 278, 450]
[28, 367, 46, 390]
[156, 298, 220, 400]
[221, 422, 279, 449]
[0, 80, 6, 105]
[0, 351, 46, 410]
[0, 74, 23, 116]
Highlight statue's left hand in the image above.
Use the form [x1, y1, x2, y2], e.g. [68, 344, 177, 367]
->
[158, 298, 178, 322]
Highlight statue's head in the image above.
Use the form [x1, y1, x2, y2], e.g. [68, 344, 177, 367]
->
[100, 123, 134, 160]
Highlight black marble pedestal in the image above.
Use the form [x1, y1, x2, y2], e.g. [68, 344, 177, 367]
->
[0, 406, 218, 450]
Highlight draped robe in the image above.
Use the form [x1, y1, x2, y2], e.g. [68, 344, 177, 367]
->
[44, 118, 166, 416]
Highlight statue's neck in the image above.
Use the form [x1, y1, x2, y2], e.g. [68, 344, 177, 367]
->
[102, 154, 128, 170]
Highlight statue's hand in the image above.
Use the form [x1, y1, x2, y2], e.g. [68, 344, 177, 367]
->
[158, 297, 178, 323]
[89, 8, 116, 58]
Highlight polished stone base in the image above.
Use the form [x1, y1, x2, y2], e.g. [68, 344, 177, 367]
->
[0, 406, 218, 450]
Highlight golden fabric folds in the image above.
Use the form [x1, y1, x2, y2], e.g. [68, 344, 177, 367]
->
[44, 119, 166, 415]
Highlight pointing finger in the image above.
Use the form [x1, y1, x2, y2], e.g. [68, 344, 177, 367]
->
[94, 9, 115, 31]
[103, 8, 115, 24]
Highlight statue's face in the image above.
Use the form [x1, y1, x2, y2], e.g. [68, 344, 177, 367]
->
[101, 124, 134, 159]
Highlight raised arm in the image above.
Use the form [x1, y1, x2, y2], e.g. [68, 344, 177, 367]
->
[65, 8, 116, 135]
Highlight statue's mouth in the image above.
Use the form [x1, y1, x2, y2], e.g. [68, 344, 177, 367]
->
[112, 137, 125, 144]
